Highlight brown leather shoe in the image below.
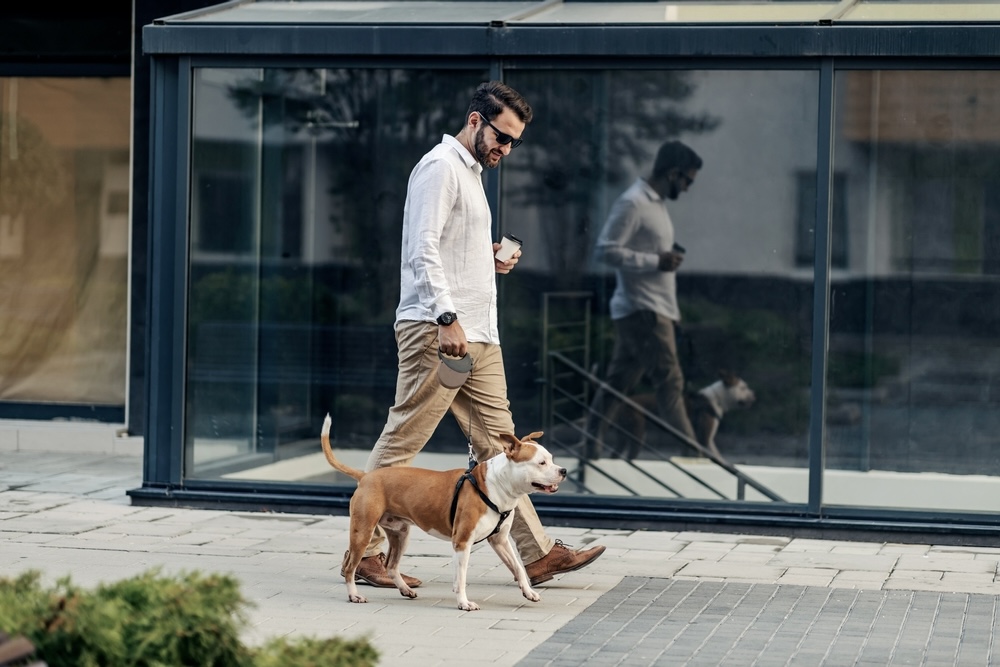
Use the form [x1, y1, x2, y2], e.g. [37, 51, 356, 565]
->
[526, 540, 607, 586]
[340, 552, 422, 588]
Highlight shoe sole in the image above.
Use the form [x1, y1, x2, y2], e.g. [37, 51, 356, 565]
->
[528, 546, 607, 587]
[341, 572, 422, 588]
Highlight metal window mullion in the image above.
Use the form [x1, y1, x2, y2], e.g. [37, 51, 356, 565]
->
[808, 57, 835, 516]
[174, 58, 193, 484]
[489, 60, 506, 338]
[144, 55, 189, 487]
[486, 59, 505, 233]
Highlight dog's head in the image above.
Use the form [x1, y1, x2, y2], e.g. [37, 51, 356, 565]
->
[719, 370, 756, 408]
[497, 431, 567, 494]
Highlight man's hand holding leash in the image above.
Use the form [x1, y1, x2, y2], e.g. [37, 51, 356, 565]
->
[438, 318, 468, 358]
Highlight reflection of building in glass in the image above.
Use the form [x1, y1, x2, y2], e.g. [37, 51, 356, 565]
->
[840, 71, 1000, 276]
[168, 62, 1000, 512]
[0, 78, 130, 405]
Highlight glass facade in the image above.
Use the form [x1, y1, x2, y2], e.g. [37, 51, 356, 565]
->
[826, 70, 1000, 513]
[184, 65, 810, 503]
[501, 69, 818, 502]
[187, 68, 490, 478]
[181, 62, 1000, 517]
[0, 78, 130, 407]
[131, 0, 1000, 532]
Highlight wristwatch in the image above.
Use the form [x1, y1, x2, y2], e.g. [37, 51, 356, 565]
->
[436, 312, 458, 326]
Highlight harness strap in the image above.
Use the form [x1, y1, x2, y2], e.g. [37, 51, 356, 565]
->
[449, 465, 513, 544]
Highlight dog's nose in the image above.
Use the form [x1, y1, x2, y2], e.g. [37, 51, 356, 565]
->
[559, 468, 567, 477]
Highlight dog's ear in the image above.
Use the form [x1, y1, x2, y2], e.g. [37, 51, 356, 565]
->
[718, 369, 738, 385]
[498, 433, 521, 456]
[520, 431, 544, 443]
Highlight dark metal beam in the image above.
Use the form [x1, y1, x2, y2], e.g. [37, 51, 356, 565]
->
[143, 24, 1000, 58]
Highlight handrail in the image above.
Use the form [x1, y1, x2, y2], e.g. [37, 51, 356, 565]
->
[547, 351, 786, 503]
[549, 385, 699, 499]
[550, 381, 734, 500]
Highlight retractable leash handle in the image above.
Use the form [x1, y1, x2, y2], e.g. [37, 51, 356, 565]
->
[436, 349, 478, 467]
[437, 349, 474, 389]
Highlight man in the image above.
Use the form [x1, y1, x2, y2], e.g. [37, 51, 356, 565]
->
[344, 81, 605, 589]
[586, 140, 703, 458]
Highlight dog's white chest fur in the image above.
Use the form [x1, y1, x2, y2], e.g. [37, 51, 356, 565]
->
[698, 378, 756, 419]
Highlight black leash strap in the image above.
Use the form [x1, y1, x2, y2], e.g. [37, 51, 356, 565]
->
[449, 463, 513, 544]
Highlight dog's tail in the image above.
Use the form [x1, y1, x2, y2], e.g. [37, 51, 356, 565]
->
[320, 413, 365, 482]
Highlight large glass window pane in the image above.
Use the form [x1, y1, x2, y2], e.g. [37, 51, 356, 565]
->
[186, 68, 488, 479]
[828, 70, 1000, 513]
[503, 69, 819, 503]
[0, 78, 130, 406]
[186, 66, 819, 507]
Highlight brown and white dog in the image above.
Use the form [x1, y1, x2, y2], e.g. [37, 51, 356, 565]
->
[685, 370, 756, 459]
[320, 414, 566, 611]
[613, 371, 755, 460]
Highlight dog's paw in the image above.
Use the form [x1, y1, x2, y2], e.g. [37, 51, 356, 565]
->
[458, 600, 481, 611]
[399, 587, 418, 599]
[523, 588, 541, 602]
[348, 594, 368, 604]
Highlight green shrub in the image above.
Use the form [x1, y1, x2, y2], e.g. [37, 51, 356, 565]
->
[254, 636, 379, 667]
[0, 569, 378, 667]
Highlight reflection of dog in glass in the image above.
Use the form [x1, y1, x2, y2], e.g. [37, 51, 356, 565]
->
[686, 371, 756, 459]
[614, 371, 756, 460]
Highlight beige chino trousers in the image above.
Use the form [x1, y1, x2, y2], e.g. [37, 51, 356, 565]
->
[363, 320, 554, 564]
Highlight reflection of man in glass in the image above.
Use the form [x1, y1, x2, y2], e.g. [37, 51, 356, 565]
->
[587, 140, 702, 458]
[344, 81, 605, 590]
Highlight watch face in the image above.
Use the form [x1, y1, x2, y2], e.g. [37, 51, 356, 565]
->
[438, 312, 457, 326]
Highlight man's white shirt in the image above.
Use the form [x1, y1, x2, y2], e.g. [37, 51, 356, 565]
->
[395, 134, 500, 344]
[594, 178, 681, 322]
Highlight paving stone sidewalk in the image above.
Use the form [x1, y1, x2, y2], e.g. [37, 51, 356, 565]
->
[520, 577, 1000, 666]
[3, 449, 1000, 666]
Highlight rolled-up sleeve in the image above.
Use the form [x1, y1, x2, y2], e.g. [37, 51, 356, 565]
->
[405, 158, 458, 316]
[595, 197, 660, 272]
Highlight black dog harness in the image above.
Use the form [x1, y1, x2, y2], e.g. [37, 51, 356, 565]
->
[449, 463, 512, 544]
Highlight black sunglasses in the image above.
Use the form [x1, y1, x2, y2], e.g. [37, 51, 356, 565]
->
[676, 171, 695, 187]
[482, 116, 523, 149]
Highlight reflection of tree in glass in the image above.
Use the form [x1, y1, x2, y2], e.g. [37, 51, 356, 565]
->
[225, 69, 719, 307]
[0, 113, 73, 389]
[0, 113, 66, 219]
[226, 69, 484, 322]
[507, 71, 720, 286]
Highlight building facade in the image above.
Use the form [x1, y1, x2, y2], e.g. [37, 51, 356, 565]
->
[6, 0, 1000, 539]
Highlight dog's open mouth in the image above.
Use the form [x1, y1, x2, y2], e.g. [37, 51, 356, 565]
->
[532, 482, 559, 493]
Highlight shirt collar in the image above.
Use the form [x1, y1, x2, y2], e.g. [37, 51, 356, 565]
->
[443, 134, 484, 175]
[637, 178, 662, 202]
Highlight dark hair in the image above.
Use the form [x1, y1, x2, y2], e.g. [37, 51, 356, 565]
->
[651, 140, 703, 178]
[467, 81, 533, 124]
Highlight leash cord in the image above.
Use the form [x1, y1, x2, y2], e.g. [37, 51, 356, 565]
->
[450, 358, 507, 543]
[466, 402, 476, 467]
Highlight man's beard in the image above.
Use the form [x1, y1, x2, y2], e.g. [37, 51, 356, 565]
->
[665, 180, 681, 200]
[474, 126, 500, 169]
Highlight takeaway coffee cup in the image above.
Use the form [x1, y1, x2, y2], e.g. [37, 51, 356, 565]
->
[495, 233, 523, 262]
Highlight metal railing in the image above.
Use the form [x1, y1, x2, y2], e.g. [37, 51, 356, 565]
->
[544, 350, 785, 502]
[539, 291, 594, 429]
